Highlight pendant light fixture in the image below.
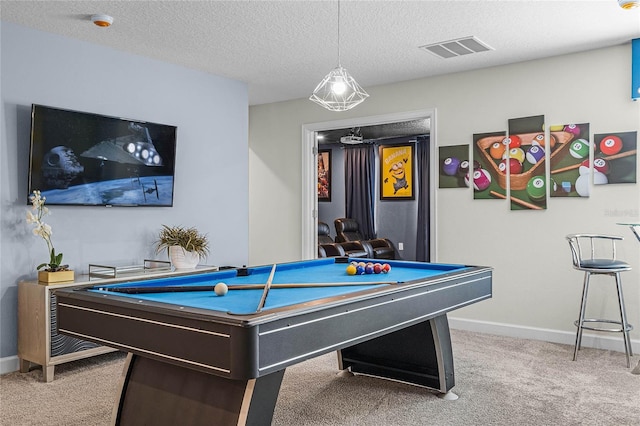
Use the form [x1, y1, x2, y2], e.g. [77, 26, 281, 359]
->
[310, 0, 369, 111]
[618, 0, 639, 9]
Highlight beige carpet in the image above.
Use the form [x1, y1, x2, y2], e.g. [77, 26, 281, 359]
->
[1, 330, 638, 425]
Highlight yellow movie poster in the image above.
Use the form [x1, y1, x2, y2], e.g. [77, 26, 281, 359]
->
[380, 144, 414, 200]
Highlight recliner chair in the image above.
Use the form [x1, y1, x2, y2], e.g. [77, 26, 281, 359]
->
[334, 218, 396, 260]
[317, 222, 346, 258]
[318, 221, 368, 258]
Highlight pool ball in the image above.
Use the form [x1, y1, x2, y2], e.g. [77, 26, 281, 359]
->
[381, 263, 391, 273]
[214, 282, 228, 296]
[593, 158, 610, 174]
[356, 265, 366, 275]
[569, 139, 590, 159]
[473, 169, 492, 191]
[442, 157, 460, 176]
[346, 264, 357, 275]
[365, 264, 374, 274]
[457, 160, 470, 177]
[575, 174, 590, 197]
[525, 145, 545, 164]
[599, 135, 623, 156]
[373, 263, 382, 274]
[498, 158, 523, 175]
[526, 176, 546, 201]
[548, 124, 564, 131]
[593, 170, 608, 186]
[502, 135, 521, 149]
[531, 133, 556, 149]
[489, 142, 506, 159]
[503, 147, 525, 164]
[578, 159, 591, 176]
[563, 124, 581, 136]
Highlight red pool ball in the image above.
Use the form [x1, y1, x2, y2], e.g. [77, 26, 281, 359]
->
[373, 263, 383, 274]
[599, 135, 623, 156]
[382, 264, 391, 273]
[498, 158, 523, 175]
[502, 135, 521, 149]
[593, 157, 610, 174]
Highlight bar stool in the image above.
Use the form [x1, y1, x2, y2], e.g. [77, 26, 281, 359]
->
[566, 234, 633, 367]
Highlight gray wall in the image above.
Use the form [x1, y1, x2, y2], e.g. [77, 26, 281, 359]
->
[249, 45, 640, 351]
[318, 139, 421, 260]
[0, 22, 249, 363]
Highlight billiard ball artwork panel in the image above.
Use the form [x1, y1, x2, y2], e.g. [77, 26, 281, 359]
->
[548, 123, 591, 198]
[472, 131, 507, 200]
[507, 115, 549, 210]
[380, 144, 414, 200]
[592, 132, 637, 185]
[438, 145, 469, 189]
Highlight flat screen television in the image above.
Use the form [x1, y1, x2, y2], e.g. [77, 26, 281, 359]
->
[28, 104, 177, 207]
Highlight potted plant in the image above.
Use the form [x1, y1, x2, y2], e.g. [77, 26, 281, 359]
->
[156, 225, 209, 269]
[26, 190, 74, 283]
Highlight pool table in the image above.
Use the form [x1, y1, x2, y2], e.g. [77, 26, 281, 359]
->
[56, 258, 492, 426]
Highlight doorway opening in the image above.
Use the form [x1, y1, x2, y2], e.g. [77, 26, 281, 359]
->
[301, 109, 438, 260]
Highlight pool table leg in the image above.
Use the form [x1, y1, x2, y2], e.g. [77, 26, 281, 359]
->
[337, 314, 455, 394]
[114, 354, 285, 426]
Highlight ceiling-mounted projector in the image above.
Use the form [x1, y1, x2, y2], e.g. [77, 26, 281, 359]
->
[340, 135, 363, 144]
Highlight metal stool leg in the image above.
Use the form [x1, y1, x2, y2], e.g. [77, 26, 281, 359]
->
[614, 272, 633, 368]
[573, 272, 591, 361]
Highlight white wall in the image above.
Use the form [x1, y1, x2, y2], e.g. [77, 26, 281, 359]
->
[249, 45, 640, 350]
[0, 22, 249, 365]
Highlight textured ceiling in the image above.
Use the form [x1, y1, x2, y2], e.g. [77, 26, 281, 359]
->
[2, 0, 639, 109]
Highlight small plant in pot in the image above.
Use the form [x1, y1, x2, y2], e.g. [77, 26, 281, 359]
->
[156, 225, 209, 269]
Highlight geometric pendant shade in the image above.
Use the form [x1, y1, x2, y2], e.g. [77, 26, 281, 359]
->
[309, 66, 369, 111]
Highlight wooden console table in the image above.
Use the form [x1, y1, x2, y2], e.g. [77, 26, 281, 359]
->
[18, 263, 219, 382]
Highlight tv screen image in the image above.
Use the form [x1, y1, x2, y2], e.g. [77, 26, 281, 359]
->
[28, 104, 177, 207]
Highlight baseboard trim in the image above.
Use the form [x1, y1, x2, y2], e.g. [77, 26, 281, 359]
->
[1, 355, 21, 375]
[449, 316, 638, 353]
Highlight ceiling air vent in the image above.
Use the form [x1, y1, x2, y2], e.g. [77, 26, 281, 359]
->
[419, 36, 493, 59]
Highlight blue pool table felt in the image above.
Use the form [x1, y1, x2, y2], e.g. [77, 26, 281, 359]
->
[92, 258, 468, 313]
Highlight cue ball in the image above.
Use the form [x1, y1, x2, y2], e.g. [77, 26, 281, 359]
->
[214, 283, 228, 296]
[593, 170, 609, 186]
[599, 135, 623, 156]
[442, 157, 460, 176]
[575, 174, 590, 197]
[569, 139, 590, 159]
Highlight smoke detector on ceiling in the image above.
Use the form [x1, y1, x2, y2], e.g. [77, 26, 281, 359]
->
[91, 14, 113, 28]
[419, 36, 493, 59]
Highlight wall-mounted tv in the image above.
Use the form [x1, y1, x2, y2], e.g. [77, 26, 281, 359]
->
[28, 104, 177, 207]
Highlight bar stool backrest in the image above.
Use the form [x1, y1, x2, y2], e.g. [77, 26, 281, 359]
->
[566, 234, 630, 273]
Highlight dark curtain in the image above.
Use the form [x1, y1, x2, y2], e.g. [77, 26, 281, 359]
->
[344, 145, 376, 239]
[415, 135, 430, 261]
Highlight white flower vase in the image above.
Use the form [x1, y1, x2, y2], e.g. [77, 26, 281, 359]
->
[169, 246, 200, 269]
